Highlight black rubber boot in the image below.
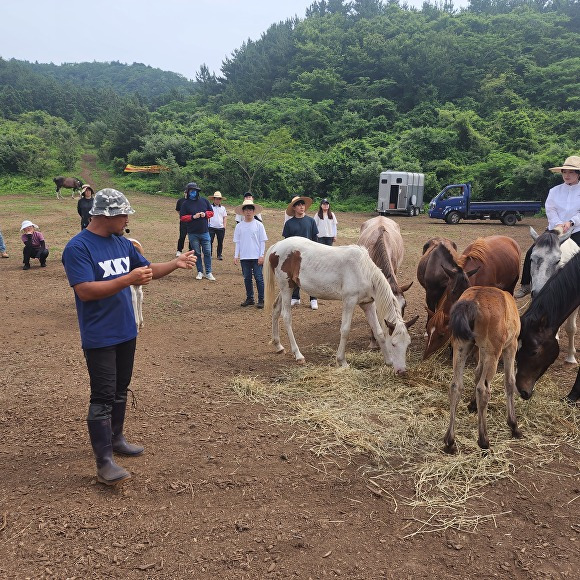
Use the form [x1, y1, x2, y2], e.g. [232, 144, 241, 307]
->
[564, 368, 580, 405]
[111, 401, 144, 456]
[87, 419, 131, 485]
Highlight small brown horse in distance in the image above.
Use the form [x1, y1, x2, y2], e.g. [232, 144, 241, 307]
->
[357, 216, 412, 347]
[443, 286, 522, 454]
[423, 235, 521, 359]
[54, 176, 83, 199]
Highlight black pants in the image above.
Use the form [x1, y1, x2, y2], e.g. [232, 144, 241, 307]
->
[520, 231, 580, 285]
[177, 222, 191, 252]
[84, 338, 136, 421]
[209, 227, 225, 257]
[23, 246, 49, 265]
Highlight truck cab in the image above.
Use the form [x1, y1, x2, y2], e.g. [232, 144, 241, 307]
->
[428, 184, 469, 223]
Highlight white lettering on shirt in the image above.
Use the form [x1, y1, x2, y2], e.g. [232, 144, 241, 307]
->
[99, 256, 131, 278]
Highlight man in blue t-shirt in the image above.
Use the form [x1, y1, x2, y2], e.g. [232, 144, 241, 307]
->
[62, 188, 196, 486]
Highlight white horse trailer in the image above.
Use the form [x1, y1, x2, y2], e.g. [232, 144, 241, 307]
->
[377, 171, 424, 216]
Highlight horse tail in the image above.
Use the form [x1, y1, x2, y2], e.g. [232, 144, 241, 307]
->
[263, 245, 276, 311]
[449, 299, 478, 342]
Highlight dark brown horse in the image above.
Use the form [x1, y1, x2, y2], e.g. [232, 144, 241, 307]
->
[423, 235, 521, 359]
[444, 286, 522, 454]
[54, 176, 83, 199]
[416, 237, 459, 315]
[516, 251, 580, 401]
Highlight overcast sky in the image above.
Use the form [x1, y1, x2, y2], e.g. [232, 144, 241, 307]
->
[1, 0, 469, 81]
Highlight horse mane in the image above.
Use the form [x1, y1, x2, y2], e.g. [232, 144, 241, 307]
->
[361, 251, 399, 326]
[534, 229, 561, 252]
[457, 238, 488, 268]
[369, 227, 398, 288]
[522, 251, 580, 331]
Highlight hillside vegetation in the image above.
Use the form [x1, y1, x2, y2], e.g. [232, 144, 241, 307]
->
[1, 0, 578, 203]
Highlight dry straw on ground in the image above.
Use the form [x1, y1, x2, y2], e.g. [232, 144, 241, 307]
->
[230, 346, 579, 535]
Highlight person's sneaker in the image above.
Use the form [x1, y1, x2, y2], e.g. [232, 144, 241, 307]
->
[176, 251, 182, 257]
[310, 299, 318, 310]
[205, 273, 216, 281]
[40, 262, 47, 268]
[22, 264, 30, 270]
[195, 271, 203, 280]
[241, 298, 255, 307]
[1, 252, 8, 258]
[256, 300, 264, 309]
[514, 284, 531, 299]
[291, 299, 300, 307]
[217, 255, 223, 261]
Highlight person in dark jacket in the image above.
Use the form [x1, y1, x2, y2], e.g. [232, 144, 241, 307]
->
[175, 190, 191, 256]
[179, 182, 216, 280]
[77, 185, 95, 230]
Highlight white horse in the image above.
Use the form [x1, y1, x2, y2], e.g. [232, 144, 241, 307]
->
[530, 227, 579, 363]
[263, 238, 418, 373]
[127, 238, 144, 331]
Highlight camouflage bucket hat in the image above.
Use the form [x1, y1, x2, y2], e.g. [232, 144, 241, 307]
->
[89, 188, 135, 216]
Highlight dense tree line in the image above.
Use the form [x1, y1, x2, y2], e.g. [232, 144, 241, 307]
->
[1, 1, 579, 203]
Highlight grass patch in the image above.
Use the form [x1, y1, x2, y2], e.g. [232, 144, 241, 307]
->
[230, 347, 579, 534]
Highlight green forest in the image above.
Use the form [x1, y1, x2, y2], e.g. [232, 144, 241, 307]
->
[0, 0, 578, 205]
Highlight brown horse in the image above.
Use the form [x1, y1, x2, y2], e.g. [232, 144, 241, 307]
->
[443, 286, 522, 453]
[416, 237, 459, 317]
[423, 235, 521, 359]
[358, 217, 412, 348]
[54, 176, 83, 199]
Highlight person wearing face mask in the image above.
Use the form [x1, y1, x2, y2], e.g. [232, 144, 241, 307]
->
[514, 155, 580, 298]
[179, 182, 216, 281]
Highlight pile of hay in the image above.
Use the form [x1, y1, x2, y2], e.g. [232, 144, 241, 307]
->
[230, 346, 579, 534]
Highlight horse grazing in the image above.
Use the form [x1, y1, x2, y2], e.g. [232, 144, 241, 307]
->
[357, 216, 412, 347]
[516, 251, 580, 401]
[529, 226, 580, 364]
[416, 237, 459, 323]
[54, 176, 83, 199]
[423, 235, 521, 360]
[444, 286, 522, 454]
[127, 238, 144, 331]
[264, 237, 418, 373]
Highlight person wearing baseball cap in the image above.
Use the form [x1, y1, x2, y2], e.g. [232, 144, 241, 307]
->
[515, 155, 580, 299]
[62, 188, 197, 486]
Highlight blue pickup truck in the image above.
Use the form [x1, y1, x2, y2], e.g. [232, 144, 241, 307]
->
[428, 183, 543, 226]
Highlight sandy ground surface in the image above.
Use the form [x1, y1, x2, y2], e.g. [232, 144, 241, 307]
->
[0, 161, 578, 578]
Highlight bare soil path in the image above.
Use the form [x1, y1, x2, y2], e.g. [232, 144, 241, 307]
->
[0, 157, 578, 578]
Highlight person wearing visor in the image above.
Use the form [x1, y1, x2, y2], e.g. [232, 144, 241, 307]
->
[179, 182, 216, 281]
[62, 188, 196, 486]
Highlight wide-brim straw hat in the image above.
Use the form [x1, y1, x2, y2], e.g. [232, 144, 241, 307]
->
[209, 191, 226, 201]
[234, 199, 263, 216]
[81, 184, 94, 194]
[549, 155, 580, 173]
[20, 220, 39, 231]
[286, 196, 313, 216]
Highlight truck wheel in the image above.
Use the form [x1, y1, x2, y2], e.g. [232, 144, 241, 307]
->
[445, 211, 461, 224]
[502, 213, 517, 226]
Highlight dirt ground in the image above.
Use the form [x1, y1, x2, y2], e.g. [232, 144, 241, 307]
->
[0, 162, 578, 578]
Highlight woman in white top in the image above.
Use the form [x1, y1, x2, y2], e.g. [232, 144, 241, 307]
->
[313, 198, 338, 246]
[208, 191, 228, 260]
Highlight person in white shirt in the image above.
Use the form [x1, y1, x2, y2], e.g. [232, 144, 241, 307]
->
[313, 198, 338, 246]
[233, 199, 268, 308]
[235, 192, 263, 224]
[515, 155, 580, 298]
[208, 191, 228, 260]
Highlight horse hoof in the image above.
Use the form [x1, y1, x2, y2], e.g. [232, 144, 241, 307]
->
[443, 443, 457, 455]
[296, 358, 305, 365]
[274, 347, 285, 355]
